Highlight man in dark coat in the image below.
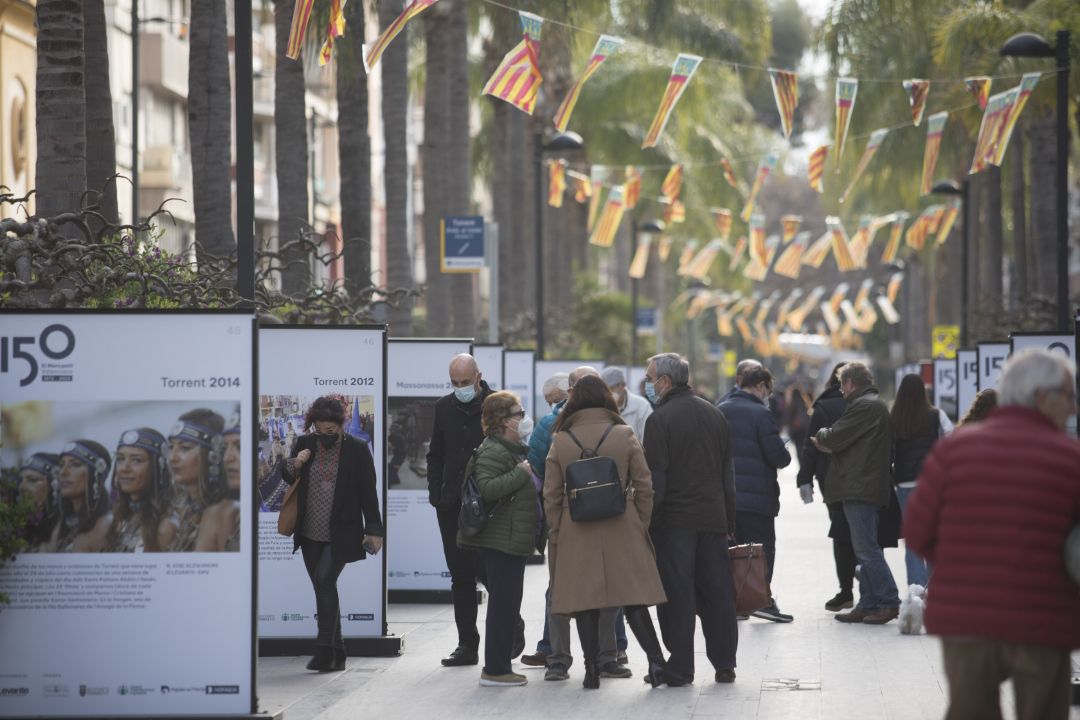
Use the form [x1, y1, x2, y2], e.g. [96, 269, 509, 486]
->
[644, 352, 739, 685]
[718, 366, 792, 622]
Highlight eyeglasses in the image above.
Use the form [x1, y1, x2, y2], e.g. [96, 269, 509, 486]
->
[510, 409, 526, 418]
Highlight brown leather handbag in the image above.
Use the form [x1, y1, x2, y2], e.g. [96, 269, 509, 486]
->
[277, 478, 301, 536]
[729, 543, 770, 614]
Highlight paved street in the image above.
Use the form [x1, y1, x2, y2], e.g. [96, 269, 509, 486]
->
[257, 464, 1080, 720]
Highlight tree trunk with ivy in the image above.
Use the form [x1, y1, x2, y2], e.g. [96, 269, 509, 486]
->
[274, 0, 310, 294]
[381, 0, 413, 335]
[337, 0, 371, 301]
[83, 0, 118, 227]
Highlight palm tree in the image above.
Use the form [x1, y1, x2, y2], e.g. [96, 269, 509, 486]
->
[445, 0, 474, 337]
[421, 0, 452, 333]
[83, 0, 118, 227]
[188, 0, 236, 262]
[274, 0, 310, 294]
[337, 0, 371, 303]
[35, 0, 86, 220]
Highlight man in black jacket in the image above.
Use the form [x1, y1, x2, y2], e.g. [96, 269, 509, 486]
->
[643, 352, 739, 685]
[427, 353, 495, 667]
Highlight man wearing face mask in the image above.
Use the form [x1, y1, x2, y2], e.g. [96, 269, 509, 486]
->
[717, 366, 793, 623]
[428, 354, 523, 667]
[601, 367, 652, 440]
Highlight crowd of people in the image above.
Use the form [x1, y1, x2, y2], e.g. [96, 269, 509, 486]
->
[15, 407, 243, 553]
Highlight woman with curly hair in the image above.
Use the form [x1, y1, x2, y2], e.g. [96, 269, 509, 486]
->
[56, 440, 113, 552]
[18, 452, 62, 552]
[167, 408, 227, 551]
[959, 388, 998, 427]
[107, 428, 177, 552]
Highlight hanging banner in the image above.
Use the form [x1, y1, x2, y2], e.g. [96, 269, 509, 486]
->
[318, 0, 347, 67]
[936, 200, 961, 245]
[588, 185, 625, 247]
[363, 0, 439, 72]
[587, 182, 605, 230]
[624, 166, 642, 209]
[848, 215, 873, 268]
[482, 11, 544, 115]
[740, 153, 778, 222]
[964, 76, 991, 111]
[661, 164, 683, 203]
[676, 240, 700, 276]
[887, 271, 904, 305]
[875, 293, 900, 324]
[840, 128, 888, 203]
[1010, 332, 1077, 436]
[956, 348, 978, 422]
[257, 326, 389, 648]
[970, 87, 1017, 174]
[976, 341, 1009, 392]
[749, 212, 768, 265]
[802, 231, 832, 269]
[286, 0, 317, 60]
[548, 160, 566, 207]
[903, 78, 930, 127]
[663, 198, 685, 225]
[827, 216, 856, 271]
[553, 34, 623, 131]
[780, 215, 802, 245]
[503, 350, 536, 419]
[642, 53, 703, 148]
[386, 338, 471, 596]
[721, 158, 740, 191]
[657, 234, 673, 262]
[834, 77, 859, 170]
[0, 311, 256, 717]
[728, 236, 747, 270]
[628, 235, 652, 279]
[571, 171, 592, 203]
[686, 240, 724, 280]
[991, 72, 1040, 167]
[712, 207, 733, 240]
[471, 344, 504, 391]
[808, 144, 829, 192]
[933, 358, 958, 420]
[769, 68, 799, 138]
[920, 111, 948, 195]
[880, 211, 908, 264]
[774, 231, 810, 279]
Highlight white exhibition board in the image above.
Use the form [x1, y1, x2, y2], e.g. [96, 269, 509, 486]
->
[0, 312, 255, 717]
[533, 359, 606, 421]
[933, 358, 957, 420]
[628, 366, 648, 396]
[472, 344, 504, 391]
[955, 349, 978, 422]
[257, 326, 386, 639]
[977, 342, 1009, 392]
[1010, 333, 1078, 437]
[894, 363, 920, 396]
[504, 350, 536, 418]
[386, 339, 471, 592]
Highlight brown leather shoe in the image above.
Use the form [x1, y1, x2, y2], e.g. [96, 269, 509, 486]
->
[835, 608, 873, 623]
[862, 606, 900, 625]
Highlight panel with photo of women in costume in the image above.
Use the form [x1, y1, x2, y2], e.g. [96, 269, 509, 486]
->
[0, 400, 242, 553]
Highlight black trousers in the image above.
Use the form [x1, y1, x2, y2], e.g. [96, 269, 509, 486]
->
[477, 548, 526, 676]
[436, 507, 486, 650]
[827, 501, 857, 593]
[299, 537, 347, 649]
[651, 525, 738, 678]
[734, 510, 777, 585]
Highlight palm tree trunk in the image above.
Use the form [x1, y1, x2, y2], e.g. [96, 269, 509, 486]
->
[1010, 125, 1028, 306]
[274, 0, 310, 294]
[381, 0, 413, 335]
[422, 1, 451, 332]
[337, 0, 370, 302]
[1027, 113, 1056, 317]
[968, 172, 982, 338]
[445, 0, 474, 337]
[34, 0, 86, 220]
[980, 165, 1003, 336]
[188, 0, 235, 263]
[82, 0, 118, 229]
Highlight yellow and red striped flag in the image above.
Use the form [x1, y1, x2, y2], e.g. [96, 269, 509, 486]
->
[721, 158, 740, 191]
[788, 286, 824, 330]
[588, 185, 625, 247]
[628, 235, 651, 279]
[363, 0, 439, 71]
[570, 171, 592, 203]
[663, 199, 686, 225]
[686, 240, 724, 280]
[802, 232, 832, 268]
[286, 0, 317, 60]
[743, 256, 768, 282]
[848, 215, 873, 268]
[970, 88, 1016, 174]
[712, 208, 733, 240]
[775, 288, 802, 330]
[677, 240, 699, 275]
[780, 215, 802, 245]
[728, 236, 747, 271]
[880, 211, 908, 264]
[920, 111, 948, 195]
[741, 153, 778, 222]
[553, 35, 623, 131]
[765, 235, 780, 267]
[548, 160, 566, 207]
[624, 166, 642, 209]
[587, 183, 605, 231]
[642, 53, 702, 149]
[749, 212, 768, 266]
[876, 292, 901, 325]
[661, 164, 683, 203]
[965, 76, 992, 111]
[992, 72, 1040, 167]
[482, 12, 544, 115]
[657, 235, 673, 262]
[769, 69, 799, 139]
[887, 271, 904, 305]
[807, 144, 829, 193]
[827, 217, 856, 271]
[318, 0, 347, 66]
[774, 231, 809, 279]
[853, 277, 873, 311]
[829, 282, 850, 316]
[839, 128, 888, 203]
[936, 200, 961, 245]
[903, 79, 931, 127]
[834, 78, 859, 171]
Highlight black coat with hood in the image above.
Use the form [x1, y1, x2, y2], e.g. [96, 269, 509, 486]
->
[426, 380, 494, 510]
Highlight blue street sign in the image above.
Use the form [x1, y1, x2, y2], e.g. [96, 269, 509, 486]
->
[636, 307, 657, 335]
[441, 216, 485, 272]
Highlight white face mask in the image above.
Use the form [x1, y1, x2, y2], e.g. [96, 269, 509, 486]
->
[516, 414, 534, 445]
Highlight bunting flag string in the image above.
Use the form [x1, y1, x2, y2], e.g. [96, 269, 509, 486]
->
[741, 154, 778, 221]
[847, 215, 873, 268]
[363, 0, 439, 72]
[677, 240, 700, 275]
[642, 54, 702, 148]
[721, 158, 741, 192]
[828, 217, 857, 271]
[570, 171, 592, 203]
[775, 288, 803, 329]
[588, 185, 625, 247]
[990, 72, 1040, 167]
[657, 235, 673, 262]
[876, 292, 901, 324]
[840, 128, 888, 203]
[661, 164, 683, 203]
[749, 212, 768, 266]
[554, 35, 624, 131]
[663, 198, 686, 224]
[728, 236, 747, 270]
[920, 112, 948, 195]
[628, 235, 651, 278]
[712, 208, 733, 240]
[286, 0, 317, 60]
[935, 200, 960, 245]
[787, 286, 825, 331]
[903, 79, 931, 127]
[318, 0, 347, 66]
[880, 211, 908, 264]
[887, 272, 904, 305]
[685, 240, 724, 279]
[548, 160, 567, 207]
[482, 12, 544, 115]
[802, 231, 832, 269]
[774, 231, 810, 279]
[781, 214, 802, 244]
[769, 69, 799, 139]
[834, 78, 859, 171]
[807, 144, 829, 193]
[970, 87, 1017, 174]
[624, 166, 642, 209]
[587, 182, 605, 230]
[965, 76, 991, 110]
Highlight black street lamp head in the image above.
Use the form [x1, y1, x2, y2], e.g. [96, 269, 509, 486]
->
[931, 179, 962, 196]
[641, 219, 665, 234]
[1000, 32, 1055, 58]
[543, 131, 585, 153]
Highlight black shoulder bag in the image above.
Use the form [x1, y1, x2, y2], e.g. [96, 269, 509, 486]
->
[563, 425, 627, 523]
[458, 451, 508, 538]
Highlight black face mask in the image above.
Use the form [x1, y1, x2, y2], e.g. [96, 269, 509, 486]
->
[318, 433, 339, 449]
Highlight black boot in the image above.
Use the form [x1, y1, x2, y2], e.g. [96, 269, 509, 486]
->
[332, 647, 346, 671]
[624, 606, 669, 688]
[576, 610, 601, 690]
[306, 646, 334, 672]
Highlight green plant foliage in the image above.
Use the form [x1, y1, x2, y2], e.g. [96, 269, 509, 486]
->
[0, 471, 37, 603]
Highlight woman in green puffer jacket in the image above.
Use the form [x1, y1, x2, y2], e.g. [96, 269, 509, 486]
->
[457, 391, 538, 687]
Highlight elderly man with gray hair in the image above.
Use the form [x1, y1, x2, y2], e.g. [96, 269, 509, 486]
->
[601, 367, 652, 439]
[904, 349, 1080, 720]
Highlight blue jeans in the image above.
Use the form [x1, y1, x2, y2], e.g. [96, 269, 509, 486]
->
[842, 501, 900, 610]
[895, 485, 931, 588]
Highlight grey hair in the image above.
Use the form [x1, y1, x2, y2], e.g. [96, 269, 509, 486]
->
[542, 372, 569, 395]
[649, 353, 690, 387]
[839, 362, 874, 389]
[999, 349, 1075, 408]
[735, 358, 762, 381]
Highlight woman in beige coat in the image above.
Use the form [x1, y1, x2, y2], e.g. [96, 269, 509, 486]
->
[544, 375, 670, 689]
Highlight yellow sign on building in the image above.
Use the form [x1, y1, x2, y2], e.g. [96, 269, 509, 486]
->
[723, 350, 737, 378]
[932, 325, 960, 359]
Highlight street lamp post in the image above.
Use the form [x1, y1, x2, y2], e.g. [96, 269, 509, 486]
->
[631, 218, 663, 367]
[1001, 30, 1072, 330]
[932, 179, 969, 346]
[533, 131, 584, 359]
[686, 279, 706, 371]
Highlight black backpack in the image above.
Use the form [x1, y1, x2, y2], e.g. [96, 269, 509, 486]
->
[563, 425, 627, 523]
[458, 450, 508, 538]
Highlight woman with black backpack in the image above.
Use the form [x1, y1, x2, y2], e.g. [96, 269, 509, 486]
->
[543, 375, 668, 690]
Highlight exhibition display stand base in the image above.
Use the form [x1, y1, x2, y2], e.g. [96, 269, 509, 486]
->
[259, 636, 403, 658]
[388, 589, 484, 605]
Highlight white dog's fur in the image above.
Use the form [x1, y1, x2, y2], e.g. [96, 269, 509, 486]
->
[898, 584, 926, 635]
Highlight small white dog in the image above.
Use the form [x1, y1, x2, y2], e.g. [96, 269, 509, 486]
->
[898, 584, 927, 635]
